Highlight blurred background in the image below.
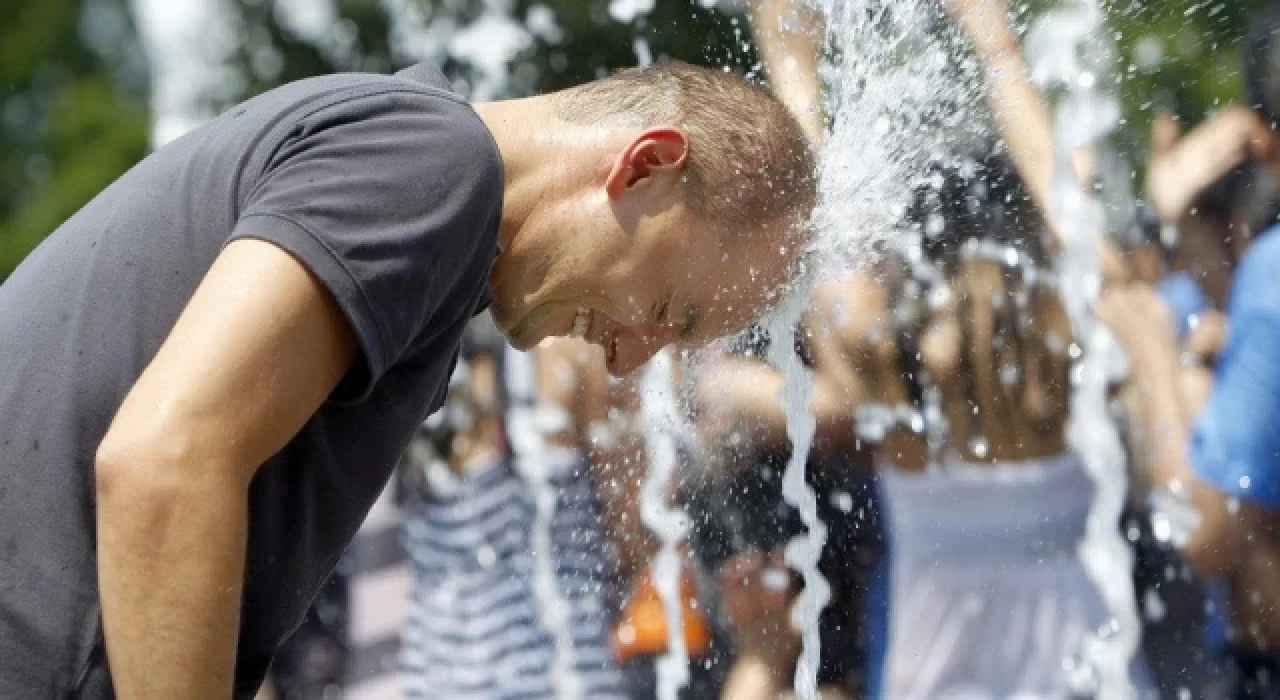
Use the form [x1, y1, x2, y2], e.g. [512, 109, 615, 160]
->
[0, 0, 1272, 280]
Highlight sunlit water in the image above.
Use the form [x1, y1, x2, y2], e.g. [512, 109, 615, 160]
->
[764, 288, 830, 700]
[1026, 2, 1143, 695]
[638, 350, 693, 700]
[762, 1, 979, 696]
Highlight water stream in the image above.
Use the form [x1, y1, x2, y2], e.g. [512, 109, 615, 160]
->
[638, 350, 693, 700]
[1026, 2, 1143, 695]
[765, 287, 830, 700]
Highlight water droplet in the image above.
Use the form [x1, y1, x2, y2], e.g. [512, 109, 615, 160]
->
[999, 365, 1020, 386]
[1143, 589, 1166, 622]
[968, 436, 989, 458]
[616, 622, 636, 646]
[1151, 512, 1172, 543]
[761, 568, 791, 592]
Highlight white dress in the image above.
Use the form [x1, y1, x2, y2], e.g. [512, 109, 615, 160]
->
[879, 453, 1152, 699]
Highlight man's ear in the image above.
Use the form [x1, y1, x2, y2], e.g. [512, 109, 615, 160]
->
[605, 127, 690, 199]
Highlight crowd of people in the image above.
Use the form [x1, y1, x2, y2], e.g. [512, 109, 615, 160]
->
[249, 0, 1280, 699]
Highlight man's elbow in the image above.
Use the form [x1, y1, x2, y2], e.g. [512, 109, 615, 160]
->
[95, 421, 244, 516]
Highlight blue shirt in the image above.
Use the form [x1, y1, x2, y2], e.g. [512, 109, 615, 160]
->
[1190, 226, 1280, 510]
[1157, 271, 1210, 340]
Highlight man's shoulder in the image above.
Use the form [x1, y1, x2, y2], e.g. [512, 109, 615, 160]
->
[234, 66, 468, 130]
[244, 68, 501, 195]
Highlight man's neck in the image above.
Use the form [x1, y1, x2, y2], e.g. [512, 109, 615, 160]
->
[472, 97, 561, 252]
[472, 97, 624, 252]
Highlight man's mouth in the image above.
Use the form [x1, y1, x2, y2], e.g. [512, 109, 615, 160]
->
[571, 307, 618, 368]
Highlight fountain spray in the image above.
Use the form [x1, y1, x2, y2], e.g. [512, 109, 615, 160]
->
[1026, 2, 1142, 696]
[638, 349, 692, 700]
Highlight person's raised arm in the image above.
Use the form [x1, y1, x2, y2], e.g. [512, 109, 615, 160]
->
[945, 0, 1133, 281]
[747, 0, 826, 142]
[95, 239, 356, 699]
[1095, 286, 1253, 578]
[944, 0, 1057, 220]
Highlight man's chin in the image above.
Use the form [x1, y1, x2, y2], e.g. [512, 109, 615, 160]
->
[500, 306, 561, 350]
[502, 320, 546, 351]
[507, 334, 540, 351]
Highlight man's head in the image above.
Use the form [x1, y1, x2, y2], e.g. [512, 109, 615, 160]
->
[483, 62, 816, 374]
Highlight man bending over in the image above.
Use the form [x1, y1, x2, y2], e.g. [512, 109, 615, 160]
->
[0, 61, 814, 699]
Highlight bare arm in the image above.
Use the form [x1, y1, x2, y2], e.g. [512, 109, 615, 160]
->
[721, 657, 791, 700]
[747, 0, 826, 142]
[944, 0, 1057, 221]
[1145, 107, 1274, 226]
[945, 0, 1135, 283]
[95, 239, 356, 698]
[1229, 505, 1280, 650]
[1095, 287, 1249, 577]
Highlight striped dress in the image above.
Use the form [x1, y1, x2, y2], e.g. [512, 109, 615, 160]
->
[399, 448, 629, 699]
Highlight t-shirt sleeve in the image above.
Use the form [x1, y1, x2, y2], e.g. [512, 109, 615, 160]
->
[228, 89, 502, 401]
[1189, 311, 1280, 510]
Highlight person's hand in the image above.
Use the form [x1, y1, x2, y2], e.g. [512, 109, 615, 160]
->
[717, 550, 801, 674]
[1094, 284, 1179, 374]
[1187, 309, 1228, 367]
[1146, 107, 1275, 224]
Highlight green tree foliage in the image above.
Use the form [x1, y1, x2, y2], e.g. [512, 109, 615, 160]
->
[221, 0, 754, 100]
[1108, 0, 1275, 155]
[0, 0, 149, 279]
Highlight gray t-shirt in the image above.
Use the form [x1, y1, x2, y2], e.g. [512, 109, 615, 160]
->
[0, 64, 503, 698]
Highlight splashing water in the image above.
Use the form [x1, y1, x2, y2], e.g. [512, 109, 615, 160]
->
[755, 2, 974, 697]
[1026, 2, 1142, 696]
[808, 0, 979, 269]
[639, 350, 692, 700]
[505, 348, 583, 700]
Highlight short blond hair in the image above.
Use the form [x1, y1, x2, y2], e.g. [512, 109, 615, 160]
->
[552, 62, 816, 238]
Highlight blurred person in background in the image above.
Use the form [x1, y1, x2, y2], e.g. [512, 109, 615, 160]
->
[0, 56, 816, 698]
[397, 325, 629, 699]
[689, 336, 884, 700]
[1098, 6, 1280, 697]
